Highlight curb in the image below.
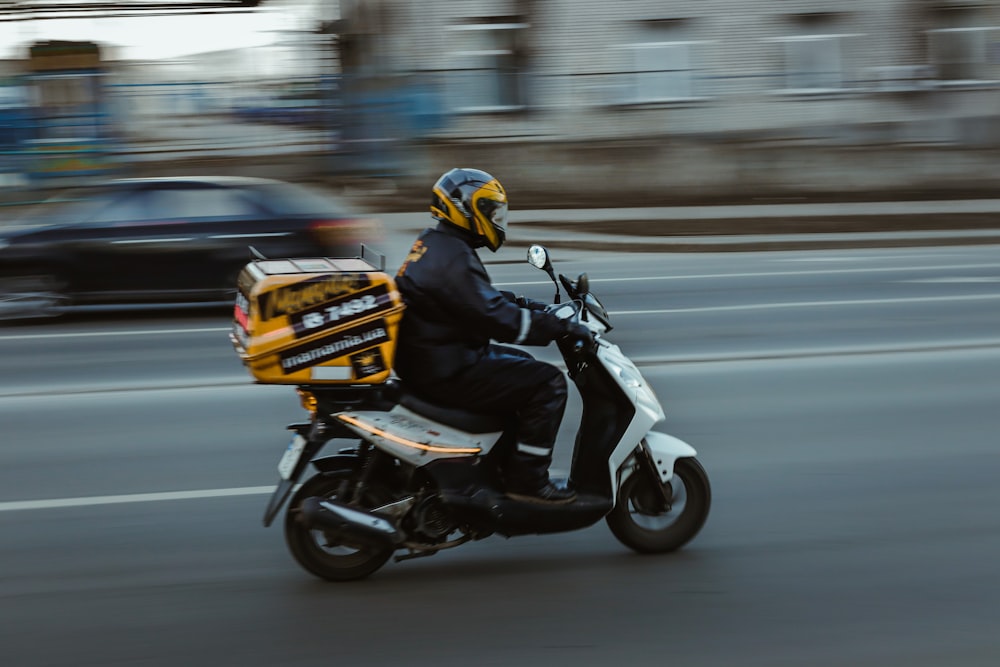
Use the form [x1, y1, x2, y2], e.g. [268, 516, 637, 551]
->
[376, 202, 1000, 252]
[502, 228, 1000, 253]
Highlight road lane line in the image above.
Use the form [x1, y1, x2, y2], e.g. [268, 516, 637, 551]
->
[497, 262, 1000, 287]
[5, 290, 1000, 343]
[3, 262, 1000, 342]
[0, 486, 274, 512]
[902, 278, 1000, 283]
[611, 292, 1000, 315]
[631, 339, 1000, 365]
[0, 327, 231, 341]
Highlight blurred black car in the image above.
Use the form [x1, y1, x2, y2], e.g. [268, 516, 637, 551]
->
[0, 176, 382, 317]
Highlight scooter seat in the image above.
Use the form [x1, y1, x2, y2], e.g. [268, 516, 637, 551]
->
[399, 391, 506, 434]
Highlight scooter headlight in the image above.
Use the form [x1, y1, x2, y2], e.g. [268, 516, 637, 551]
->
[607, 361, 643, 388]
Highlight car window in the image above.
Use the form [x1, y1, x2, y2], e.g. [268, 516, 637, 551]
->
[86, 191, 152, 224]
[143, 187, 263, 220]
[253, 182, 346, 217]
[17, 186, 121, 226]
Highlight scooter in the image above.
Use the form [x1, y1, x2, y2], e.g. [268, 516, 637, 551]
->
[261, 244, 711, 581]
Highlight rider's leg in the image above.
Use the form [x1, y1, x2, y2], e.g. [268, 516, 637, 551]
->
[410, 346, 576, 503]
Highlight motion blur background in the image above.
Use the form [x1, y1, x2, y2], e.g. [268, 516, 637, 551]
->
[2, 0, 1000, 211]
[5, 5, 1000, 666]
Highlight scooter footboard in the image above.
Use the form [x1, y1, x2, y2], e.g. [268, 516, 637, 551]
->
[642, 431, 697, 484]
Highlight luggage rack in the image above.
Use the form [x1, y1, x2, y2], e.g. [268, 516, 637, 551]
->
[247, 244, 386, 272]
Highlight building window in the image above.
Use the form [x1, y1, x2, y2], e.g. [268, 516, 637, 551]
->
[620, 18, 706, 105]
[928, 27, 1000, 84]
[627, 41, 701, 102]
[771, 34, 856, 93]
[447, 22, 529, 113]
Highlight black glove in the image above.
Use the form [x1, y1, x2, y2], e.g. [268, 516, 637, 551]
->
[516, 295, 549, 312]
[561, 321, 595, 351]
[501, 290, 548, 312]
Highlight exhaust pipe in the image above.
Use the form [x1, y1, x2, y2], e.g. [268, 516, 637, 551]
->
[297, 497, 402, 548]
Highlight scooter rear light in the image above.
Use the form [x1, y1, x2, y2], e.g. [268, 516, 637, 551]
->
[296, 388, 318, 414]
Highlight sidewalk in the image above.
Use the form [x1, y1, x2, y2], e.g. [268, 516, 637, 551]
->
[5, 189, 1000, 253]
[374, 199, 1000, 253]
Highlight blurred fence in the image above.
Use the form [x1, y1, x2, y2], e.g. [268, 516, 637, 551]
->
[0, 68, 450, 205]
[4, 57, 1000, 208]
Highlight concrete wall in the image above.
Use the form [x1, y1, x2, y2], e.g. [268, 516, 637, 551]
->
[413, 137, 1000, 206]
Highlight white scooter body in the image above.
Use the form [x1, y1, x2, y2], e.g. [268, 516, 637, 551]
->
[336, 304, 696, 506]
[268, 245, 711, 580]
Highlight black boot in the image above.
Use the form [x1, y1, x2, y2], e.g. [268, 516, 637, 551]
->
[506, 481, 577, 504]
[504, 446, 577, 504]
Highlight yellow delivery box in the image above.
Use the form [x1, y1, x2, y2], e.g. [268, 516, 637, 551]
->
[230, 256, 405, 385]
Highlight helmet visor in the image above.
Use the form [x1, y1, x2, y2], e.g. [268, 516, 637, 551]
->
[477, 198, 508, 234]
[491, 201, 508, 233]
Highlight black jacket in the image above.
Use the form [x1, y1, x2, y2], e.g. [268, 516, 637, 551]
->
[394, 224, 567, 383]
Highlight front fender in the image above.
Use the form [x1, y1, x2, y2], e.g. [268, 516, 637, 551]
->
[642, 431, 697, 483]
[262, 454, 361, 527]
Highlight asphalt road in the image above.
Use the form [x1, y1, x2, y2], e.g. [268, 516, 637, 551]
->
[2, 244, 1000, 666]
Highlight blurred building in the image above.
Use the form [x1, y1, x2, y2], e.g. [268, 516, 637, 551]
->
[363, 0, 1000, 139]
[5, 0, 1000, 203]
[334, 0, 1000, 201]
[0, 1, 337, 197]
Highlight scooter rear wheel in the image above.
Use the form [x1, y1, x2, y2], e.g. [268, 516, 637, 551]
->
[284, 470, 394, 581]
[606, 456, 711, 554]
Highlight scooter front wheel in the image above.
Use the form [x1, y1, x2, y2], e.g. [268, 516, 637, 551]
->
[284, 470, 394, 581]
[606, 457, 711, 554]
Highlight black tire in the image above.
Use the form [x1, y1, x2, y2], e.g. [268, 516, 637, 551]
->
[606, 457, 711, 554]
[283, 470, 395, 581]
[0, 271, 70, 321]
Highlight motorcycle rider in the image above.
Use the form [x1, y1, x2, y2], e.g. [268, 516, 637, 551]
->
[394, 167, 593, 504]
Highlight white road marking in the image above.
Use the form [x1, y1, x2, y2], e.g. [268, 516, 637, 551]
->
[3, 263, 1000, 342]
[0, 486, 274, 512]
[5, 331, 1000, 513]
[497, 262, 1000, 287]
[612, 293, 1000, 315]
[6, 288, 1000, 343]
[209, 232, 290, 239]
[777, 254, 950, 262]
[112, 238, 193, 244]
[631, 338, 1000, 365]
[0, 327, 230, 341]
[901, 277, 1000, 284]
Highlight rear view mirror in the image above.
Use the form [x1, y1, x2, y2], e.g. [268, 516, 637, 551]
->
[527, 244, 560, 304]
[527, 245, 551, 271]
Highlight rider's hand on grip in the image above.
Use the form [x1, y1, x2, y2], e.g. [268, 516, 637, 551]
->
[515, 295, 549, 312]
[561, 321, 596, 353]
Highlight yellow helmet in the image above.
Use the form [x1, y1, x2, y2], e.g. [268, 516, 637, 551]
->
[430, 168, 509, 252]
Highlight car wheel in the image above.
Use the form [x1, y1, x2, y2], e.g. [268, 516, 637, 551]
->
[0, 271, 71, 321]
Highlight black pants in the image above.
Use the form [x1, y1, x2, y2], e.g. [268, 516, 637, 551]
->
[407, 344, 568, 486]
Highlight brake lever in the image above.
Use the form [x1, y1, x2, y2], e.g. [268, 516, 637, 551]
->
[558, 273, 576, 299]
